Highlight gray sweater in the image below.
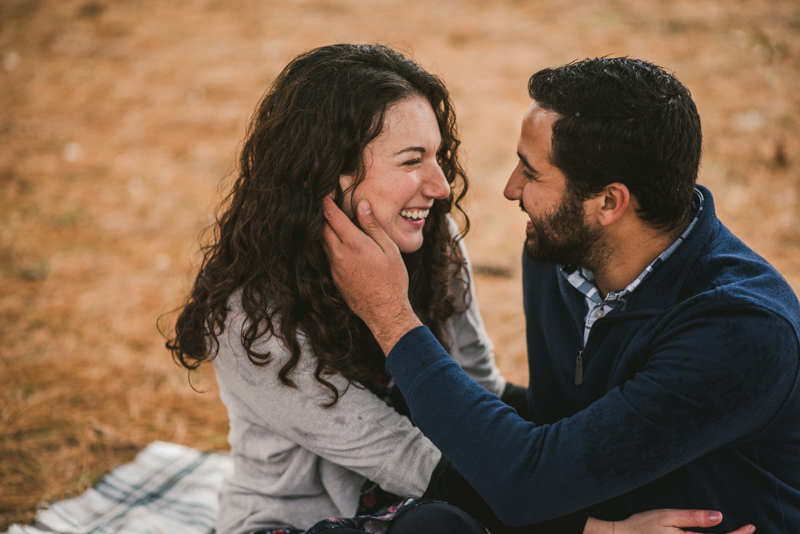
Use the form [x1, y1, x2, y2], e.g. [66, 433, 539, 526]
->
[213, 242, 505, 534]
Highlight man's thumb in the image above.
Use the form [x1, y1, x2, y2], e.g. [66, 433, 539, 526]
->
[356, 200, 391, 248]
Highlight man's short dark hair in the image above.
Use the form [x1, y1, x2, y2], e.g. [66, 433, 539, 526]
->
[528, 57, 702, 232]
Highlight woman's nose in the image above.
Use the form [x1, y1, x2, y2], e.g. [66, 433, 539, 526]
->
[423, 164, 450, 199]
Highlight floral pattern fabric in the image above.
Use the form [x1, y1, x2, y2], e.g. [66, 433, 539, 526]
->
[256, 497, 438, 534]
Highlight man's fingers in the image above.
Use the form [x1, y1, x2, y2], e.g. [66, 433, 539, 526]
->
[619, 509, 753, 534]
[687, 524, 756, 534]
[662, 509, 722, 528]
[322, 196, 353, 243]
[356, 200, 395, 253]
[321, 225, 335, 256]
[323, 221, 341, 251]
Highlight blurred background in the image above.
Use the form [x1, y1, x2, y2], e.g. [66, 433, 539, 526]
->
[1, 0, 798, 528]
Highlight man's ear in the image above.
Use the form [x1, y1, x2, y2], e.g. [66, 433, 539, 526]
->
[591, 182, 630, 227]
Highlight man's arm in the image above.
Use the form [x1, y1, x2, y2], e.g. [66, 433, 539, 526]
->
[384, 313, 796, 526]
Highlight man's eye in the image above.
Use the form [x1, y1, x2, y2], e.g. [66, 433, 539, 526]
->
[522, 169, 537, 180]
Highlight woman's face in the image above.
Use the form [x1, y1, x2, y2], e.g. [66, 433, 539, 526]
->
[340, 96, 451, 254]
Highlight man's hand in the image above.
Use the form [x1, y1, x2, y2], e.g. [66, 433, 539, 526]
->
[585, 509, 755, 534]
[322, 197, 422, 355]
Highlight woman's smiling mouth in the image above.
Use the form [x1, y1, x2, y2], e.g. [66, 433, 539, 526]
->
[400, 208, 430, 220]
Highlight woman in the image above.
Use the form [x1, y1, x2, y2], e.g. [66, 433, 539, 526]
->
[167, 44, 749, 534]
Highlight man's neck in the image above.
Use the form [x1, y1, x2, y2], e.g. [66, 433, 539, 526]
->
[589, 222, 686, 299]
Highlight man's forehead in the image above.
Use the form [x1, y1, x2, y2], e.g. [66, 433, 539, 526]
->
[524, 101, 541, 119]
[520, 102, 558, 151]
[523, 101, 558, 126]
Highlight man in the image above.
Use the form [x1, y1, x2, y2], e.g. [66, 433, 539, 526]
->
[322, 58, 800, 533]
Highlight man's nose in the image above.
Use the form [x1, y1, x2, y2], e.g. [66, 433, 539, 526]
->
[424, 164, 451, 199]
[504, 163, 524, 201]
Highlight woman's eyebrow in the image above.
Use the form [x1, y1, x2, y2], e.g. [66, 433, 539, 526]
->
[393, 146, 426, 156]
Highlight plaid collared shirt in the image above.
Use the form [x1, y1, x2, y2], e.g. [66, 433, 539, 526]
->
[560, 189, 704, 347]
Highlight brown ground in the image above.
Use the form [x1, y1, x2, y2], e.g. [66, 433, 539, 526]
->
[1, 0, 799, 529]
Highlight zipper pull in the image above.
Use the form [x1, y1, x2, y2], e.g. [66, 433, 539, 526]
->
[575, 351, 583, 386]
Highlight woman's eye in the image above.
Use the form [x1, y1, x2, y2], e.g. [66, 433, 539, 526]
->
[402, 159, 422, 166]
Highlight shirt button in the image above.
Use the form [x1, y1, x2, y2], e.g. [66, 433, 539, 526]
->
[594, 309, 605, 318]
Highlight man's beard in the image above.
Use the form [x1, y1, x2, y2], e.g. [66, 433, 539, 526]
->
[523, 190, 609, 271]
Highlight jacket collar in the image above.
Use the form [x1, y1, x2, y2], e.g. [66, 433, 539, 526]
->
[618, 184, 720, 312]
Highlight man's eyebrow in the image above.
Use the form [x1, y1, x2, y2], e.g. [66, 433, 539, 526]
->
[393, 146, 426, 156]
[517, 151, 537, 173]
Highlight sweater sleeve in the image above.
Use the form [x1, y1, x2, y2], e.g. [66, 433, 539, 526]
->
[386, 305, 800, 526]
[215, 306, 441, 499]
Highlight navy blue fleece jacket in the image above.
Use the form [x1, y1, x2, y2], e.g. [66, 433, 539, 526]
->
[386, 186, 800, 533]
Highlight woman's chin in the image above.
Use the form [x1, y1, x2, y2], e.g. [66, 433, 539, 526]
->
[395, 237, 424, 254]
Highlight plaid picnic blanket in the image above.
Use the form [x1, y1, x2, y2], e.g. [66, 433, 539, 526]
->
[5, 441, 233, 534]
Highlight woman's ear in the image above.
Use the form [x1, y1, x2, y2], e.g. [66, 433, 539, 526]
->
[338, 174, 356, 218]
[339, 173, 355, 192]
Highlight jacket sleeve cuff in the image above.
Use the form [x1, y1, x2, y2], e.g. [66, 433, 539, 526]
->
[386, 325, 452, 395]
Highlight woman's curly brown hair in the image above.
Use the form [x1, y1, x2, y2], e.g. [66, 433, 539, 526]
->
[166, 44, 470, 406]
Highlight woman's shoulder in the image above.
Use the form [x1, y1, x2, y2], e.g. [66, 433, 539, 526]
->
[222, 287, 305, 340]
[445, 213, 463, 241]
[217, 289, 297, 367]
[215, 289, 350, 391]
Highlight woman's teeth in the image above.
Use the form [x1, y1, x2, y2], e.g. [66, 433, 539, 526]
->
[400, 209, 429, 220]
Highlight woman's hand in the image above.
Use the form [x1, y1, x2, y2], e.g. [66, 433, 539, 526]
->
[584, 509, 755, 534]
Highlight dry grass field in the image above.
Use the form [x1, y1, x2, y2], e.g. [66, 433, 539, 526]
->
[1, 0, 799, 529]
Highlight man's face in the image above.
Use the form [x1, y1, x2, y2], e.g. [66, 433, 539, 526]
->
[504, 102, 606, 269]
